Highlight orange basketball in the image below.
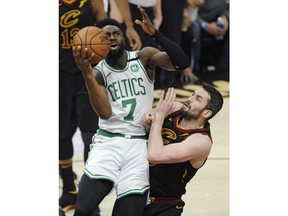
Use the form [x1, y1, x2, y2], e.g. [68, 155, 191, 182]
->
[73, 26, 110, 64]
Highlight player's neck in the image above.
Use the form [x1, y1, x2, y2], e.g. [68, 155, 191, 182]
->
[106, 51, 127, 70]
[179, 118, 203, 129]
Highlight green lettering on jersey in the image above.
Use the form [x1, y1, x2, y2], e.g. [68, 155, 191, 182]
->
[122, 98, 136, 121]
[107, 78, 147, 101]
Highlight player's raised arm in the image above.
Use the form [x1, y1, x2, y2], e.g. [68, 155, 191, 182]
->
[73, 46, 112, 119]
[135, 6, 190, 71]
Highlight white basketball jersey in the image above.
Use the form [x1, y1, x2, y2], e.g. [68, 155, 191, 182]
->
[94, 51, 154, 136]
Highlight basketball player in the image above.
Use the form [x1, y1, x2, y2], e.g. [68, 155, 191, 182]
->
[59, 0, 106, 213]
[71, 6, 190, 216]
[142, 85, 223, 216]
[59, 0, 143, 214]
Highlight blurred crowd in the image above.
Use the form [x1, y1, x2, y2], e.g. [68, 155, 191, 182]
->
[109, 0, 229, 89]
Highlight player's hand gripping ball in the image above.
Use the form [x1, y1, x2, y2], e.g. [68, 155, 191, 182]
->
[73, 26, 110, 64]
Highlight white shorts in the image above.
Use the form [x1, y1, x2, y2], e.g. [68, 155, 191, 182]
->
[84, 133, 150, 199]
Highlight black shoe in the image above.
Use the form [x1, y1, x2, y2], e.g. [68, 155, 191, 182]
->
[59, 174, 78, 212]
[59, 191, 77, 211]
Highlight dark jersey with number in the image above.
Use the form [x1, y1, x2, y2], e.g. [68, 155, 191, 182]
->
[59, 0, 96, 74]
[149, 110, 212, 198]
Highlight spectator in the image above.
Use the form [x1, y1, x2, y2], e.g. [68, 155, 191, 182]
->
[181, 0, 205, 83]
[111, 0, 143, 50]
[110, 0, 163, 50]
[196, 0, 229, 82]
[156, 0, 196, 89]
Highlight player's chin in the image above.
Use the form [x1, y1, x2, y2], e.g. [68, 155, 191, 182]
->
[107, 50, 120, 59]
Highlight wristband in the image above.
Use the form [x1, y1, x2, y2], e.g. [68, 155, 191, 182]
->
[152, 30, 161, 39]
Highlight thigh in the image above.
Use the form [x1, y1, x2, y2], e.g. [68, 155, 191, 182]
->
[75, 174, 113, 215]
[112, 192, 148, 216]
[84, 135, 123, 182]
[116, 139, 149, 199]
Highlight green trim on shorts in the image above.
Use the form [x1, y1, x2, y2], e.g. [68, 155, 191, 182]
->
[97, 129, 148, 139]
[117, 185, 150, 199]
[84, 169, 115, 183]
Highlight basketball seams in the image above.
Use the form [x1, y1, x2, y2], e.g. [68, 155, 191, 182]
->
[90, 32, 110, 45]
[73, 26, 110, 64]
[90, 46, 107, 58]
[73, 34, 83, 46]
[88, 28, 109, 62]
[85, 27, 89, 49]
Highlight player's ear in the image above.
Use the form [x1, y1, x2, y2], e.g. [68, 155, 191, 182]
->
[203, 109, 212, 119]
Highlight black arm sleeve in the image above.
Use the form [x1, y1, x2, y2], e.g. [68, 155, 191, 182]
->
[152, 30, 190, 70]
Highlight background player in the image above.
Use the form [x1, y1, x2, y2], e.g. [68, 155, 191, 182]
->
[59, 0, 142, 214]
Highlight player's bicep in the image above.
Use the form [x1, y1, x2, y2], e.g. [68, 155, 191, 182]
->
[161, 135, 211, 163]
[94, 69, 105, 86]
[150, 52, 175, 71]
[179, 135, 212, 160]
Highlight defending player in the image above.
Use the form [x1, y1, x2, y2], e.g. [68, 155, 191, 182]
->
[142, 85, 223, 216]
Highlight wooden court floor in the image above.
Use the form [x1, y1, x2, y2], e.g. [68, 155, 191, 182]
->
[60, 81, 229, 216]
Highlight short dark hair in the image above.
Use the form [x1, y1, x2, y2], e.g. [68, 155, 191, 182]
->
[202, 82, 223, 120]
[96, 18, 123, 31]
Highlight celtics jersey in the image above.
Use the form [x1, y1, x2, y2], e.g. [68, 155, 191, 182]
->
[95, 51, 154, 136]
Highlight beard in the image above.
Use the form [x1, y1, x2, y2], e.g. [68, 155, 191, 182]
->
[180, 106, 195, 121]
[107, 42, 125, 60]
[180, 105, 204, 121]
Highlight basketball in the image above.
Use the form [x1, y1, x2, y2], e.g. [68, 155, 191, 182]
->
[73, 26, 110, 64]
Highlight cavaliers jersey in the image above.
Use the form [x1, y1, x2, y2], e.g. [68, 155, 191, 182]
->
[149, 110, 212, 198]
[94, 51, 154, 136]
[59, 0, 96, 74]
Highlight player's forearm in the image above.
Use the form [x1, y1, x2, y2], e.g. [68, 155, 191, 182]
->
[147, 118, 165, 163]
[91, 0, 107, 21]
[114, 0, 134, 28]
[152, 30, 190, 70]
[83, 75, 112, 119]
[152, 0, 162, 29]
